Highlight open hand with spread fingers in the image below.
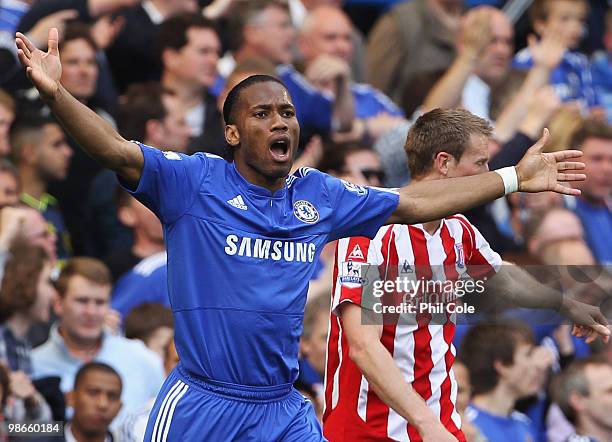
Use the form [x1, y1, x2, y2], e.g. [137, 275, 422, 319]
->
[15, 28, 62, 101]
[515, 128, 586, 195]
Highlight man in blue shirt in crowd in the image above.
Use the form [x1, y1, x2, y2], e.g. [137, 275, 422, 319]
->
[17, 28, 607, 441]
[567, 119, 612, 264]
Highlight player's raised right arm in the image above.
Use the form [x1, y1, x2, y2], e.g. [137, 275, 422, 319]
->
[16, 28, 143, 187]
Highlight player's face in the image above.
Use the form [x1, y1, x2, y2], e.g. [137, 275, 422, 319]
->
[60, 39, 98, 101]
[230, 82, 299, 190]
[446, 134, 490, 178]
[537, 1, 587, 49]
[30, 261, 56, 324]
[171, 27, 220, 88]
[583, 365, 612, 431]
[71, 371, 122, 434]
[572, 137, 612, 202]
[0, 104, 14, 156]
[303, 10, 353, 63]
[475, 12, 513, 85]
[0, 171, 18, 208]
[56, 275, 110, 346]
[36, 123, 72, 181]
[251, 7, 295, 65]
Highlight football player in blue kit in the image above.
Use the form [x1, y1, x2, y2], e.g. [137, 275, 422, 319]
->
[16, 29, 608, 441]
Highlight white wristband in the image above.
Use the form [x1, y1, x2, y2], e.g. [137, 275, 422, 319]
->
[495, 167, 519, 195]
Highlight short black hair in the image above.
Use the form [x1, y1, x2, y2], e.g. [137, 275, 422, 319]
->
[157, 13, 218, 59]
[118, 82, 168, 142]
[10, 114, 58, 163]
[222, 74, 288, 125]
[74, 362, 122, 391]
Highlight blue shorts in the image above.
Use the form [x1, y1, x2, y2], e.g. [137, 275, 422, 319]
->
[144, 366, 325, 441]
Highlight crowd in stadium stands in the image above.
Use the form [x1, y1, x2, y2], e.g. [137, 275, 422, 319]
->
[0, 0, 610, 441]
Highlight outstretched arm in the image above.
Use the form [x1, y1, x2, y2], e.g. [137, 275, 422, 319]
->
[16, 28, 143, 187]
[387, 129, 585, 225]
[484, 264, 610, 344]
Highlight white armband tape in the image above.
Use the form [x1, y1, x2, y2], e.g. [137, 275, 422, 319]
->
[495, 167, 519, 195]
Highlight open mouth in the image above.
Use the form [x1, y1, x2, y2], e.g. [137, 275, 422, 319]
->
[269, 138, 290, 161]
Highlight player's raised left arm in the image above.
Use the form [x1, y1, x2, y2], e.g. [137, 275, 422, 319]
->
[15, 28, 143, 187]
[386, 129, 585, 225]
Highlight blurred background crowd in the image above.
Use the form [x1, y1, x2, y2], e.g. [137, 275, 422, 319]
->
[0, 0, 610, 440]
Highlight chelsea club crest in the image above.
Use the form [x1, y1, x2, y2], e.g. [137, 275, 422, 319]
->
[294, 200, 320, 224]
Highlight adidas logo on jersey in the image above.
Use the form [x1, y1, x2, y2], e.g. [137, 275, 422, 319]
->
[227, 195, 248, 210]
[348, 244, 364, 260]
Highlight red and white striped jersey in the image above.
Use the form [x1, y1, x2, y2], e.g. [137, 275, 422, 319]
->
[323, 215, 502, 442]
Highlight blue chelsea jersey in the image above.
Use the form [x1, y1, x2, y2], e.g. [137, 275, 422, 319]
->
[121, 143, 399, 388]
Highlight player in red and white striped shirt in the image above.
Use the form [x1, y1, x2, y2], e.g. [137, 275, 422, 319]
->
[323, 109, 610, 442]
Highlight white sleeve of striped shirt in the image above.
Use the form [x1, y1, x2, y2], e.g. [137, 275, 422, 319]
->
[331, 233, 385, 316]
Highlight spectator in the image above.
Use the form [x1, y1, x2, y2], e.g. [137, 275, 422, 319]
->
[66, 362, 122, 442]
[20, 206, 58, 263]
[158, 13, 226, 155]
[11, 116, 73, 259]
[124, 303, 173, 360]
[0, 206, 57, 282]
[17, 10, 122, 113]
[592, 9, 612, 122]
[0, 363, 9, 441]
[453, 360, 487, 442]
[0, 243, 55, 423]
[522, 207, 595, 265]
[299, 295, 329, 397]
[372, 121, 412, 187]
[0, 159, 19, 209]
[111, 248, 168, 319]
[31, 257, 165, 419]
[118, 336, 178, 442]
[0, 89, 14, 157]
[423, 7, 514, 121]
[461, 321, 551, 442]
[104, 189, 165, 282]
[544, 106, 585, 152]
[88, 82, 190, 258]
[17, 0, 140, 36]
[319, 143, 384, 188]
[0, 7, 77, 91]
[231, 0, 296, 70]
[231, 0, 354, 140]
[298, 5, 405, 143]
[217, 58, 278, 117]
[106, 0, 199, 93]
[567, 120, 612, 264]
[366, 0, 462, 103]
[551, 356, 612, 442]
[514, 0, 598, 111]
[288, 0, 366, 83]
